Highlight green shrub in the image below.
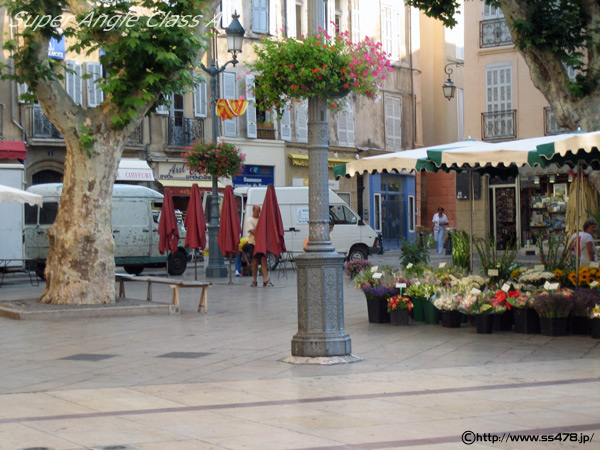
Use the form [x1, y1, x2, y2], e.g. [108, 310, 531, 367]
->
[400, 239, 429, 268]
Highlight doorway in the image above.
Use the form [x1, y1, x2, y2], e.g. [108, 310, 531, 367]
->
[489, 183, 520, 249]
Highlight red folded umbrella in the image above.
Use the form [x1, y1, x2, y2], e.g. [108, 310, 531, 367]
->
[217, 185, 241, 257]
[184, 183, 207, 251]
[158, 188, 179, 254]
[254, 184, 286, 258]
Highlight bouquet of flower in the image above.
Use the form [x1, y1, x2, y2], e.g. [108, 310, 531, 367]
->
[518, 269, 557, 287]
[532, 289, 574, 318]
[344, 259, 374, 279]
[405, 282, 435, 301]
[432, 286, 464, 311]
[570, 288, 600, 316]
[590, 304, 600, 319]
[505, 290, 533, 309]
[182, 141, 245, 178]
[250, 27, 392, 115]
[567, 267, 600, 288]
[387, 295, 413, 312]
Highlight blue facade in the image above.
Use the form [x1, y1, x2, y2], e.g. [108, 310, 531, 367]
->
[368, 173, 416, 250]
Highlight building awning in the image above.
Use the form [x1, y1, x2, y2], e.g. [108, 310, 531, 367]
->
[117, 158, 154, 181]
[158, 179, 225, 189]
[288, 153, 354, 168]
[0, 141, 27, 160]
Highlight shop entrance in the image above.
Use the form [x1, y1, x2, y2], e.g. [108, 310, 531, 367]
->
[489, 183, 520, 249]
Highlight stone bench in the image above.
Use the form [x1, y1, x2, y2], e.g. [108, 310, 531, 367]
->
[115, 274, 211, 313]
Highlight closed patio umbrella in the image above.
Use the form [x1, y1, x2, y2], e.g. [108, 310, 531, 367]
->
[184, 183, 207, 280]
[217, 185, 241, 283]
[158, 188, 179, 257]
[254, 184, 286, 282]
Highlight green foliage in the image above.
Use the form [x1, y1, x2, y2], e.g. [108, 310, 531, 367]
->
[473, 235, 518, 283]
[450, 229, 470, 271]
[1, 0, 212, 130]
[343, 259, 374, 279]
[406, 0, 462, 28]
[400, 239, 429, 268]
[536, 231, 574, 273]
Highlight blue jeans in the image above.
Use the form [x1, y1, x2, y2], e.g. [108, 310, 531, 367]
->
[235, 253, 242, 272]
[434, 227, 446, 254]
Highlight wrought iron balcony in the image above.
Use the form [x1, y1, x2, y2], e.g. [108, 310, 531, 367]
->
[480, 18, 513, 48]
[31, 105, 62, 139]
[167, 116, 204, 146]
[544, 107, 570, 136]
[481, 110, 517, 141]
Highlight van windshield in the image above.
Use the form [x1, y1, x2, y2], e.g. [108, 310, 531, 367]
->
[24, 204, 38, 225]
[329, 204, 358, 225]
[40, 202, 59, 225]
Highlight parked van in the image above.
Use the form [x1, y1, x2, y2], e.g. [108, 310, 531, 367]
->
[233, 186, 379, 265]
[24, 183, 188, 277]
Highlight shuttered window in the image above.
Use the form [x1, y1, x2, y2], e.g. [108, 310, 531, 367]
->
[193, 81, 207, 118]
[65, 61, 83, 105]
[222, 71, 237, 137]
[351, 0, 361, 43]
[384, 96, 402, 151]
[246, 74, 257, 138]
[486, 63, 512, 113]
[86, 62, 104, 108]
[17, 83, 28, 103]
[221, 0, 235, 28]
[296, 99, 308, 143]
[483, 1, 504, 19]
[337, 101, 355, 147]
[280, 104, 291, 141]
[252, 0, 269, 33]
[381, 4, 400, 60]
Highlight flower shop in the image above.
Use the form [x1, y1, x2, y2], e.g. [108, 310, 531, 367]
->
[344, 241, 600, 338]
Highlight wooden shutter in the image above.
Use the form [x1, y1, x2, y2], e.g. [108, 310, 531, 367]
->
[65, 61, 82, 105]
[222, 71, 237, 137]
[327, 0, 336, 36]
[221, 0, 235, 28]
[486, 64, 512, 113]
[385, 96, 401, 151]
[337, 102, 355, 147]
[286, 0, 296, 38]
[86, 62, 104, 108]
[246, 74, 257, 138]
[296, 99, 308, 143]
[252, 0, 269, 33]
[269, 0, 277, 35]
[156, 94, 170, 114]
[351, 0, 360, 42]
[280, 104, 291, 141]
[483, 2, 504, 19]
[194, 81, 207, 118]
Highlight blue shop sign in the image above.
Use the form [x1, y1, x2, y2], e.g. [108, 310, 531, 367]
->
[233, 165, 274, 187]
[48, 36, 65, 60]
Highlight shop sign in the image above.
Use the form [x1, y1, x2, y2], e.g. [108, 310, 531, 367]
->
[233, 165, 274, 187]
[292, 178, 339, 190]
[157, 162, 212, 181]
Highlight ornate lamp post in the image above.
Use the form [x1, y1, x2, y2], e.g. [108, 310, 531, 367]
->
[442, 61, 464, 100]
[200, 12, 245, 278]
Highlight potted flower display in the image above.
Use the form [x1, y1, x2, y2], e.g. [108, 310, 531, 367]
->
[182, 141, 245, 178]
[570, 288, 600, 334]
[249, 28, 392, 116]
[353, 267, 399, 324]
[590, 304, 600, 339]
[466, 294, 495, 334]
[532, 290, 573, 336]
[487, 290, 513, 332]
[344, 259, 374, 279]
[506, 290, 539, 334]
[387, 295, 413, 326]
[432, 286, 462, 328]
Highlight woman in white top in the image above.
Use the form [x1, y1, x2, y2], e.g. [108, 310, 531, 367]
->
[432, 206, 449, 255]
[567, 218, 598, 267]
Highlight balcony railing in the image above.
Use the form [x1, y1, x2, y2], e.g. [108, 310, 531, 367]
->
[544, 107, 570, 136]
[482, 110, 517, 141]
[31, 105, 62, 139]
[167, 117, 204, 146]
[480, 18, 513, 48]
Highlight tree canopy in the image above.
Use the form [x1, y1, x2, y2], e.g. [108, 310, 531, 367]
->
[408, 0, 600, 131]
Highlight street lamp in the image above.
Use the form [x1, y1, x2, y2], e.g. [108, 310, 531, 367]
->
[201, 11, 245, 278]
[442, 61, 464, 100]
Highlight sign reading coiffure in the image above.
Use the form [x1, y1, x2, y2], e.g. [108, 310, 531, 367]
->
[157, 162, 213, 182]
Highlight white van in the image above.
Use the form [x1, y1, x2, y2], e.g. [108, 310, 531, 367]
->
[233, 186, 379, 264]
[24, 183, 188, 277]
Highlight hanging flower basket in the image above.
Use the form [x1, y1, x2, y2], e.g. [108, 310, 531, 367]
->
[249, 28, 392, 116]
[181, 141, 245, 179]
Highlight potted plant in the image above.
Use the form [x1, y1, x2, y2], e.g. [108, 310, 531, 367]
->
[405, 282, 435, 323]
[249, 28, 392, 116]
[506, 290, 539, 334]
[181, 141, 245, 179]
[487, 290, 513, 331]
[387, 295, 413, 326]
[353, 267, 399, 324]
[466, 293, 494, 334]
[532, 290, 574, 336]
[344, 259, 374, 279]
[432, 286, 462, 328]
[570, 288, 600, 334]
[590, 303, 600, 339]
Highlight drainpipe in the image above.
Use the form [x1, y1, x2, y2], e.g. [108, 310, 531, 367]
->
[408, 4, 416, 149]
[8, 19, 27, 144]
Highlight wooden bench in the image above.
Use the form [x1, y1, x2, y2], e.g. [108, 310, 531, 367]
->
[115, 274, 211, 313]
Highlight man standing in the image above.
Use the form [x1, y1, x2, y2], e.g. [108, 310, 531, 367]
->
[246, 205, 270, 287]
[432, 206, 449, 255]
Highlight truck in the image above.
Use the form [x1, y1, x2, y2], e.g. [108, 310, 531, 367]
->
[0, 164, 27, 270]
[24, 183, 188, 277]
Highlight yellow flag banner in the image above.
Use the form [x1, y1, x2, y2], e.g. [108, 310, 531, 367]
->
[216, 99, 249, 120]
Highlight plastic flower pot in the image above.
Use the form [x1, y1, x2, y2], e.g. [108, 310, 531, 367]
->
[390, 308, 410, 326]
[539, 317, 569, 337]
[492, 310, 513, 331]
[423, 300, 440, 324]
[364, 294, 391, 324]
[475, 314, 494, 334]
[570, 315, 591, 335]
[591, 319, 600, 339]
[513, 308, 540, 334]
[440, 310, 462, 328]
[411, 297, 425, 322]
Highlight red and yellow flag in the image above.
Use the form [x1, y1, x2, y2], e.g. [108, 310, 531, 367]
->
[216, 99, 249, 120]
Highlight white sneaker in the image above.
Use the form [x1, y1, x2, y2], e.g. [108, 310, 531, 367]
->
[235, 270, 240, 277]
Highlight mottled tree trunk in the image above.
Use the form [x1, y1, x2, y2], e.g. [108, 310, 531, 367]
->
[40, 128, 126, 305]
